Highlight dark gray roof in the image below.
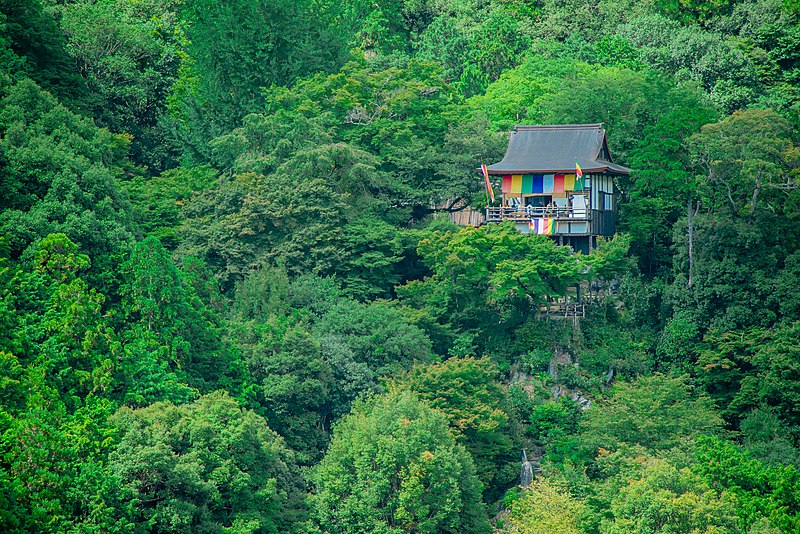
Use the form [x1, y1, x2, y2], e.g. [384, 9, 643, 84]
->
[486, 124, 630, 175]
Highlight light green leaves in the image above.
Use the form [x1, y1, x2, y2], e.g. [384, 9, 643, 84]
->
[309, 391, 490, 534]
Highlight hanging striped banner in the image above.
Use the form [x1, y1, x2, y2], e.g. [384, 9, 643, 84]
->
[481, 165, 495, 203]
[534, 218, 554, 236]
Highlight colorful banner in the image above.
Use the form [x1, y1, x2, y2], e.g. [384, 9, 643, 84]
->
[564, 173, 576, 191]
[481, 164, 495, 203]
[522, 174, 533, 194]
[554, 174, 565, 194]
[533, 174, 544, 193]
[511, 174, 523, 194]
[534, 218, 554, 235]
[502, 175, 512, 193]
[543, 174, 554, 194]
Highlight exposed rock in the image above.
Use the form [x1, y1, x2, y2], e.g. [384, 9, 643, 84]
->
[551, 384, 592, 410]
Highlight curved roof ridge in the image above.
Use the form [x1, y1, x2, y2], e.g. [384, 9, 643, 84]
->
[514, 123, 604, 130]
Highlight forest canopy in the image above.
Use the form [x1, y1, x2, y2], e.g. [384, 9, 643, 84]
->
[2, 0, 800, 532]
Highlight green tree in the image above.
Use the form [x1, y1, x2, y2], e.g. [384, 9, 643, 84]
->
[529, 397, 583, 452]
[103, 391, 306, 533]
[0, 234, 117, 415]
[0, 79, 135, 290]
[691, 436, 800, 532]
[654, 0, 735, 25]
[655, 310, 701, 368]
[503, 478, 587, 534]
[600, 458, 740, 533]
[32, 241, 113, 411]
[313, 299, 433, 377]
[398, 223, 630, 348]
[0, 0, 88, 109]
[620, 13, 760, 111]
[309, 391, 491, 533]
[467, 55, 600, 131]
[621, 97, 717, 276]
[55, 0, 183, 171]
[178, 172, 352, 291]
[726, 322, 800, 427]
[689, 109, 798, 218]
[580, 374, 723, 453]
[731, 0, 800, 114]
[173, 0, 346, 157]
[208, 56, 475, 217]
[119, 236, 240, 402]
[123, 165, 218, 249]
[392, 357, 518, 498]
[739, 406, 800, 467]
[0, 12, 24, 83]
[660, 110, 800, 330]
[0, 374, 117, 532]
[539, 67, 701, 164]
[232, 315, 334, 462]
[433, 113, 507, 210]
[338, 216, 411, 300]
[415, 4, 532, 96]
[1, 396, 79, 532]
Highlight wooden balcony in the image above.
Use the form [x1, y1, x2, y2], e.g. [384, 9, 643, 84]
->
[485, 206, 589, 221]
[485, 207, 615, 237]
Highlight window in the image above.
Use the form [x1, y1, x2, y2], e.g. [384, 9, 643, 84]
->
[603, 192, 614, 211]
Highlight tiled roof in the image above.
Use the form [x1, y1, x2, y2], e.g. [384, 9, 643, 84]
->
[486, 124, 630, 175]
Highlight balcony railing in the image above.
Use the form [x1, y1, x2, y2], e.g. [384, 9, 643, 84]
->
[485, 206, 589, 221]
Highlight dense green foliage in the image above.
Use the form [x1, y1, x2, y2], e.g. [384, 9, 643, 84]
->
[309, 391, 491, 533]
[2, 0, 800, 531]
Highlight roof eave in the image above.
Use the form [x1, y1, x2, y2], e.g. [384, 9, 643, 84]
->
[484, 167, 630, 176]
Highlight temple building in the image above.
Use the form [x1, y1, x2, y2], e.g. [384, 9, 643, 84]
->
[484, 123, 629, 253]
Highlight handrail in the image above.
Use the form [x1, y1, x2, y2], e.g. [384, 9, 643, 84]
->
[485, 206, 589, 220]
[537, 302, 586, 319]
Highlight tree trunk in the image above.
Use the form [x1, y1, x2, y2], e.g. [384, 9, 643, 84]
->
[687, 196, 694, 288]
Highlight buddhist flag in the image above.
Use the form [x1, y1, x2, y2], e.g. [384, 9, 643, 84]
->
[575, 161, 584, 191]
[481, 164, 495, 203]
[538, 218, 552, 236]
